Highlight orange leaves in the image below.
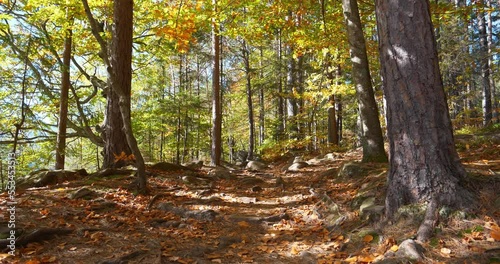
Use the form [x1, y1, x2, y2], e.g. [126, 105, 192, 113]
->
[491, 224, 500, 241]
[153, 6, 199, 53]
[113, 151, 135, 163]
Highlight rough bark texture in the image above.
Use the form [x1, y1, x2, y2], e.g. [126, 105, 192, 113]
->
[342, 0, 387, 163]
[111, 0, 147, 193]
[102, 90, 131, 168]
[211, 0, 222, 166]
[55, 15, 73, 170]
[375, 0, 476, 226]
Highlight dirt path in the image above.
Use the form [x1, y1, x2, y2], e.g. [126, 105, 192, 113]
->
[1, 146, 499, 263]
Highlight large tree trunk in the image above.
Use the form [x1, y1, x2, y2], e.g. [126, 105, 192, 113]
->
[211, 0, 222, 166]
[55, 14, 73, 170]
[102, 90, 132, 168]
[342, 0, 387, 163]
[375, 0, 476, 241]
[110, 0, 147, 193]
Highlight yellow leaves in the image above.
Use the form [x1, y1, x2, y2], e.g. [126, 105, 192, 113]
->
[390, 245, 399, 252]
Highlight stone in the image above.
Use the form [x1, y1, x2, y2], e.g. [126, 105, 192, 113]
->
[396, 239, 425, 260]
[245, 160, 268, 171]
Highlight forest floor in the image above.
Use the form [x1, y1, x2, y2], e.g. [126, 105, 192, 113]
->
[1, 134, 500, 264]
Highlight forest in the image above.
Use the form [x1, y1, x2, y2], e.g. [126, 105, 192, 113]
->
[1, 0, 500, 263]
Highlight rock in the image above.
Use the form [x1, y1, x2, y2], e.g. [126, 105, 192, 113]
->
[307, 156, 326, 165]
[396, 239, 425, 260]
[319, 168, 338, 178]
[207, 166, 232, 179]
[234, 150, 248, 162]
[181, 175, 210, 185]
[245, 160, 268, 171]
[285, 156, 309, 172]
[337, 162, 366, 179]
[359, 197, 375, 214]
[182, 160, 203, 170]
[18, 169, 88, 189]
[69, 187, 96, 199]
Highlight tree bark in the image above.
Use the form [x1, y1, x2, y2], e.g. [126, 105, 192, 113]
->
[110, 0, 147, 193]
[375, 0, 476, 239]
[55, 14, 73, 170]
[342, 0, 387, 162]
[478, 1, 492, 126]
[211, 0, 222, 166]
[243, 40, 255, 160]
[326, 60, 339, 146]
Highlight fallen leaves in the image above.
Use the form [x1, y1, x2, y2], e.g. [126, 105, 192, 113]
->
[490, 224, 500, 241]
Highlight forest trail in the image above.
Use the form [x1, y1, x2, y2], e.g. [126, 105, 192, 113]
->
[1, 141, 500, 264]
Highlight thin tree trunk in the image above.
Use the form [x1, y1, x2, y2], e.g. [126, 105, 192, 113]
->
[243, 40, 255, 160]
[343, 0, 387, 162]
[55, 14, 73, 170]
[259, 48, 265, 146]
[478, 1, 492, 125]
[276, 30, 285, 140]
[211, 0, 222, 166]
[326, 58, 339, 146]
[487, 0, 498, 122]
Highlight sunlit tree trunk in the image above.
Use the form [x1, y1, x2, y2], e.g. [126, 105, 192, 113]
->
[342, 0, 387, 162]
[55, 14, 73, 170]
[375, 0, 476, 241]
[242, 40, 255, 160]
[211, 0, 222, 166]
[258, 48, 265, 146]
[111, 0, 147, 193]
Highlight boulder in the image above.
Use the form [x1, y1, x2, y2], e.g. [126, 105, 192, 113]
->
[245, 160, 268, 171]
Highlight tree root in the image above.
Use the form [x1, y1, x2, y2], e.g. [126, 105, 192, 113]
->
[0, 228, 74, 250]
[416, 199, 439, 242]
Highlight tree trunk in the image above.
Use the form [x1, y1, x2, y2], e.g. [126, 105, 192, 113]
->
[211, 0, 222, 166]
[275, 30, 285, 140]
[102, 80, 132, 169]
[342, 0, 387, 162]
[478, 2, 492, 126]
[375, 0, 476, 240]
[243, 40, 255, 160]
[486, 0, 498, 123]
[326, 60, 339, 146]
[55, 14, 73, 170]
[110, 0, 147, 193]
[286, 45, 298, 138]
[259, 48, 265, 146]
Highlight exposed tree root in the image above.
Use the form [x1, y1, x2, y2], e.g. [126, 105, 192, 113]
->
[416, 199, 439, 242]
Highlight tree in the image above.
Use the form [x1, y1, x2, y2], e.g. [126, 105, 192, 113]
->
[342, 0, 387, 162]
[375, 0, 476, 241]
[478, 0, 492, 126]
[81, 0, 132, 169]
[211, 0, 222, 166]
[110, 0, 147, 193]
[55, 12, 73, 170]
